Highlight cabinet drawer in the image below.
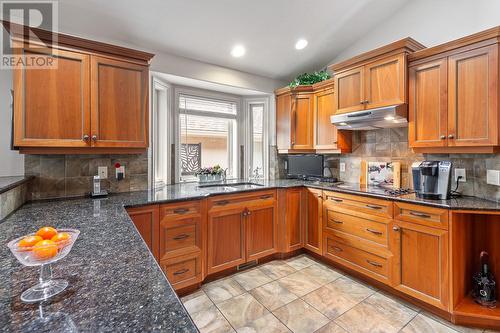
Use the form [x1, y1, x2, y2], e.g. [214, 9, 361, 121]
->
[160, 201, 201, 221]
[323, 191, 393, 219]
[325, 235, 389, 279]
[165, 225, 196, 252]
[208, 190, 275, 212]
[160, 216, 201, 259]
[161, 253, 201, 289]
[394, 202, 448, 230]
[324, 210, 388, 246]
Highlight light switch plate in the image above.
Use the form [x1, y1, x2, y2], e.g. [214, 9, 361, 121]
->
[98, 166, 108, 179]
[487, 170, 500, 186]
[340, 162, 346, 173]
[455, 168, 466, 182]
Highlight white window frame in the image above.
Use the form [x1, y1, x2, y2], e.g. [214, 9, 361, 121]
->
[243, 97, 270, 179]
[174, 86, 242, 183]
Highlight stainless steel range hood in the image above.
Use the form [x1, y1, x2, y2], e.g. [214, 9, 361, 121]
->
[331, 104, 407, 130]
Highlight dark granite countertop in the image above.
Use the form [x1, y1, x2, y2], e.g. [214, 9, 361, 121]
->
[1, 178, 498, 332]
[0, 175, 34, 194]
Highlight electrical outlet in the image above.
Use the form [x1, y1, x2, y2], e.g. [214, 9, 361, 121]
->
[116, 165, 125, 180]
[340, 162, 346, 173]
[455, 168, 466, 182]
[487, 170, 500, 186]
[98, 166, 108, 179]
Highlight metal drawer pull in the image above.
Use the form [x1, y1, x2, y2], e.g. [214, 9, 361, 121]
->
[215, 200, 229, 206]
[366, 260, 383, 268]
[331, 219, 343, 224]
[332, 246, 343, 252]
[260, 195, 273, 199]
[173, 268, 189, 276]
[366, 228, 383, 235]
[393, 226, 400, 232]
[173, 208, 189, 214]
[173, 234, 189, 240]
[409, 211, 431, 219]
[366, 204, 383, 210]
[330, 198, 343, 202]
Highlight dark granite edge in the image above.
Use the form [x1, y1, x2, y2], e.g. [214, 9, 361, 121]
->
[0, 175, 34, 195]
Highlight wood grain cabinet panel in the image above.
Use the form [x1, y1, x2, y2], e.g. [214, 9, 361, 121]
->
[284, 188, 305, 252]
[13, 43, 91, 147]
[91, 56, 149, 148]
[304, 188, 322, 254]
[160, 252, 202, 290]
[334, 67, 365, 114]
[126, 205, 160, 261]
[246, 205, 277, 261]
[276, 92, 293, 151]
[409, 58, 448, 147]
[292, 93, 314, 149]
[391, 220, 449, 310]
[447, 45, 498, 147]
[314, 88, 337, 149]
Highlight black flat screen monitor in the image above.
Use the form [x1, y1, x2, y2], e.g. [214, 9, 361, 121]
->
[287, 155, 324, 178]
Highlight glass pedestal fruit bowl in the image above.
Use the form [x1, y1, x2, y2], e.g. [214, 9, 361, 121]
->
[7, 228, 80, 303]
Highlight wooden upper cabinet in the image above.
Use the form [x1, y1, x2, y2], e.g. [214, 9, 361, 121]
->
[447, 45, 498, 147]
[13, 43, 91, 147]
[314, 87, 337, 149]
[408, 58, 448, 147]
[276, 92, 293, 150]
[334, 67, 364, 114]
[91, 56, 149, 148]
[364, 54, 406, 109]
[292, 93, 314, 149]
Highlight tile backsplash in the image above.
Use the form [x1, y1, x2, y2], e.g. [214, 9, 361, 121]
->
[278, 127, 500, 202]
[25, 153, 149, 200]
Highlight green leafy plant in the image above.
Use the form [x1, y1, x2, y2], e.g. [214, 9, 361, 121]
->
[289, 71, 331, 88]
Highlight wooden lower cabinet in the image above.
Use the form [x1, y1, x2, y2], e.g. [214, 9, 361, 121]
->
[284, 188, 305, 252]
[160, 252, 202, 290]
[246, 204, 277, 261]
[304, 188, 322, 254]
[391, 220, 449, 310]
[126, 205, 160, 260]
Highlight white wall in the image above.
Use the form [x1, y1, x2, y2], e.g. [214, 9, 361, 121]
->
[0, 68, 24, 176]
[329, 0, 500, 65]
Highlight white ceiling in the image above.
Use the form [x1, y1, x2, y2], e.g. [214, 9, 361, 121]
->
[56, 0, 411, 80]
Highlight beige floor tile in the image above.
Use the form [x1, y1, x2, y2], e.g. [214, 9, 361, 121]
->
[250, 281, 298, 311]
[285, 255, 316, 270]
[237, 313, 291, 333]
[303, 277, 375, 319]
[277, 270, 322, 297]
[334, 293, 417, 333]
[203, 277, 246, 304]
[401, 313, 460, 333]
[259, 261, 297, 280]
[299, 264, 342, 285]
[182, 290, 214, 315]
[421, 311, 484, 333]
[190, 304, 235, 333]
[217, 293, 270, 329]
[272, 299, 329, 333]
[314, 322, 347, 333]
[234, 268, 273, 291]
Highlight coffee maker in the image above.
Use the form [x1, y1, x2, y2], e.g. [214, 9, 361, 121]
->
[412, 161, 452, 200]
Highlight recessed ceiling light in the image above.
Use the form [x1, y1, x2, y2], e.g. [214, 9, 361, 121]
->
[295, 39, 308, 50]
[231, 45, 246, 57]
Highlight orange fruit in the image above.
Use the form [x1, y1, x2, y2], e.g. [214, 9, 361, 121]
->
[36, 227, 58, 240]
[32, 240, 58, 260]
[51, 232, 71, 245]
[18, 235, 43, 250]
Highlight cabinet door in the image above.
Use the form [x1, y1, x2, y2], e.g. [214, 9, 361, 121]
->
[314, 88, 338, 149]
[91, 56, 149, 148]
[285, 188, 304, 252]
[207, 208, 246, 274]
[292, 93, 314, 149]
[13, 43, 91, 147]
[334, 67, 365, 114]
[246, 205, 277, 261]
[391, 221, 449, 310]
[448, 45, 498, 146]
[408, 58, 448, 147]
[304, 188, 322, 254]
[126, 205, 160, 260]
[364, 54, 406, 109]
[276, 93, 292, 150]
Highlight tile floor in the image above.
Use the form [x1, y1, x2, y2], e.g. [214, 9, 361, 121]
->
[181, 254, 493, 333]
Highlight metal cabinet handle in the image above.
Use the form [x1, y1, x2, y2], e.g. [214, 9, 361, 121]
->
[91, 135, 98, 142]
[260, 195, 272, 200]
[393, 226, 400, 232]
[173, 268, 189, 276]
[448, 134, 454, 139]
[409, 211, 431, 219]
[173, 234, 189, 240]
[366, 260, 383, 268]
[215, 200, 229, 206]
[366, 228, 383, 235]
[366, 204, 383, 210]
[330, 219, 343, 225]
[83, 134, 90, 141]
[173, 208, 189, 214]
[332, 246, 343, 252]
[440, 135, 446, 140]
[329, 197, 343, 202]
